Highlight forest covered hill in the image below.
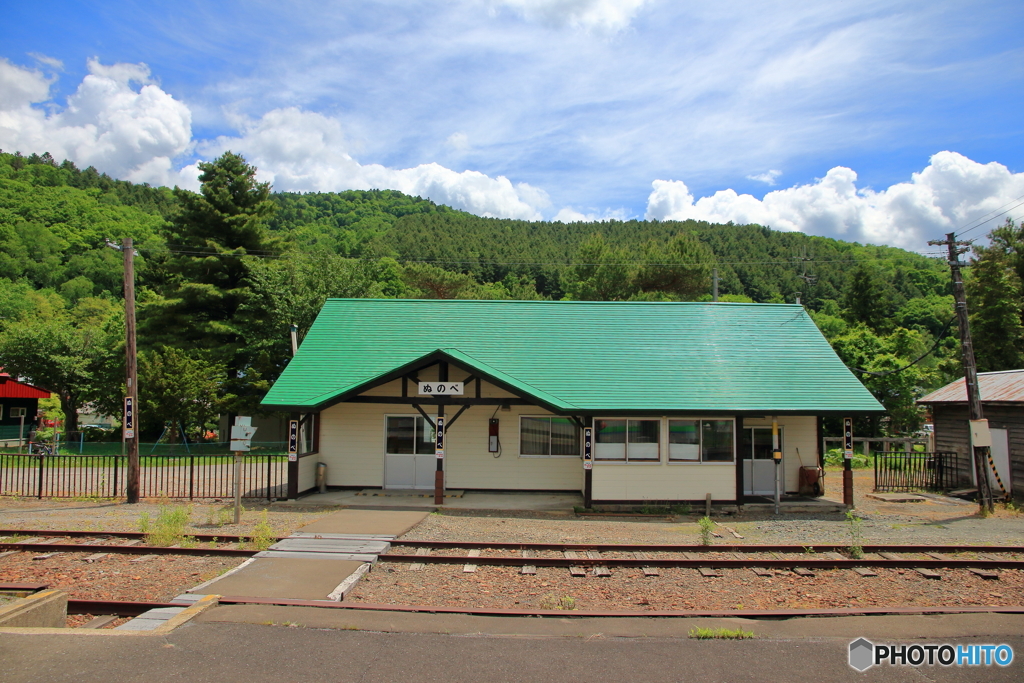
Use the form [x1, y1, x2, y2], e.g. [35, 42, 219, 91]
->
[4, 149, 1021, 439]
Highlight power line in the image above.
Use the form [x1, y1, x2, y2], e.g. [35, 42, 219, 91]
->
[956, 194, 1024, 238]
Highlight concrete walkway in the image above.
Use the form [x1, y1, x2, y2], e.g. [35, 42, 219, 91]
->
[186, 509, 430, 602]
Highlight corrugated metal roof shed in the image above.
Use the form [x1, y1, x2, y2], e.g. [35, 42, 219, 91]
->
[0, 374, 51, 399]
[918, 369, 1024, 405]
[261, 299, 884, 414]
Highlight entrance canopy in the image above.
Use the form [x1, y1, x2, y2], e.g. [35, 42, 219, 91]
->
[261, 299, 883, 416]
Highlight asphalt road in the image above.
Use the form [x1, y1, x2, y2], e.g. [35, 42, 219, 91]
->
[2, 621, 1021, 683]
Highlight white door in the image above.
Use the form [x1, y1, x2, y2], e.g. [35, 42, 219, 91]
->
[384, 415, 437, 489]
[989, 428, 1013, 496]
[744, 427, 782, 496]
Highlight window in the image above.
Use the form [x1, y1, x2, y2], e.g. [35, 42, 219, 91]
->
[744, 427, 782, 460]
[386, 416, 435, 455]
[10, 407, 25, 418]
[669, 419, 735, 462]
[520, 417, 580, 456]
[595, 419, 660, 461]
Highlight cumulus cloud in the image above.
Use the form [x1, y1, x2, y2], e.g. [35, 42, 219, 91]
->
[493, 0, 649, 33]
[747, 169, 782, 185]
[646, 152, 1024, 248]
[202, 107, 550, 220]
[0, 57, 193, 187]
[552, 206, 629, 222]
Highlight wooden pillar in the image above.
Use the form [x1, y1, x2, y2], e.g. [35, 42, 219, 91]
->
[434, 362, 447, 505]
[583, 416, 593, 508]
[734, 415, 745, 505]
[287, 412, 300, 499]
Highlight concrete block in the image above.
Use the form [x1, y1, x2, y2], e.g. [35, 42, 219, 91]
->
[0, 589, 67, 628]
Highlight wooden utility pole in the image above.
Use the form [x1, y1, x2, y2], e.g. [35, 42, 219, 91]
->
[928, 232, 994, 512]
[124, 237, 140, 504]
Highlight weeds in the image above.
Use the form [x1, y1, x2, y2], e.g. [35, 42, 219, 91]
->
[846, 510, 864, 559]
[698, 516, 714, 546]
[539, 595, 577, 610]
[688, 627, 755, 640]
[803, 546, 816, 555]
[250, 511, 276, 551]
[138, 512, 151, 534]
[145, 504, 196, 547]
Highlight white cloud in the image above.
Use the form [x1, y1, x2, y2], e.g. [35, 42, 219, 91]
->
[747, 170, 782, 185]
[492, 0, 649, 32]
[646, 152, 1024, 248]
[445, 132, 470, 152]
[0, 58, 194, 187]
[552, 206, 629, 222]
[203, 107, 550, 220]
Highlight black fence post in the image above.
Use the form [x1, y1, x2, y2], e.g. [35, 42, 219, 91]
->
[37, 453, 44, 499]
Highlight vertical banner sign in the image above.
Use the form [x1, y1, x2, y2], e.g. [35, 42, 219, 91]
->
[583, 427, 593, 470]
[288, 419, 299, 462]
[123, 396, 135, 440]
[843, 417, 854, 459]
[435, 416, 445, 459]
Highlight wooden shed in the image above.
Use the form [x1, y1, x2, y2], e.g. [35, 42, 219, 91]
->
[0, 372, 49, 444]
[918, 370, 1024, 499]
[261, 299, 884, 504]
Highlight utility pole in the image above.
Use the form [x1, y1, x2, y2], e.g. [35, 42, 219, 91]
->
[927, 232, 994, 512]
[712, 268, 719, 302]
[123, 237, 140, 504]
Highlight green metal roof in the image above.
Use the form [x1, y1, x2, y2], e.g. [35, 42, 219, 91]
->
[261, 299, 884, 414]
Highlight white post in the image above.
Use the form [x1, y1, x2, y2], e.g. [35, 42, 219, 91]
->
[18, 413, 25, 454]
[233, 451, 242, 525]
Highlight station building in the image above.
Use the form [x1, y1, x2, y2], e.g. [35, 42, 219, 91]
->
[261, 299, 883, 504]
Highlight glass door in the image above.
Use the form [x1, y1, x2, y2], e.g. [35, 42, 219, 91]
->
[743, 427, 782, 495]
[384, 415, 437, 489]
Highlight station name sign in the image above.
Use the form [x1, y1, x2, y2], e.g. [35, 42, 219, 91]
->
[418, 382, 463, 396]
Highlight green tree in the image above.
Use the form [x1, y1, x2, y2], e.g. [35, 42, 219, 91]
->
[138, 347, 227, 441]
[843, 265, 896, 333]
[634, 233, 715, 300]
[968, 235, 1024, 372]
[142, 152, 277, 378]
[0, 316, 120, 431]
[563, 233, 638, 301]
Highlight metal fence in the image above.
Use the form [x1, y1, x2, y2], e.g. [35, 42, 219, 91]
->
[874, 451, 961, 492]
[0, 452, 287, 501]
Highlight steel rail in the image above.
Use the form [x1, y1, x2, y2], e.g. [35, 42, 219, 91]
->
[0, 541, 256, 557]
[378, 554, 1024, 569]
[0, 529, 279, 542]
[216, 596, 1024, 620]
[390, 541, 1024, 554]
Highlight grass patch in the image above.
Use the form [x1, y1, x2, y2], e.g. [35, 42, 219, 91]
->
[144, 503, 197, 547]
[688, 627, 756, 640]
[539, 594, 577, 610]
[846, 510, 864, 559]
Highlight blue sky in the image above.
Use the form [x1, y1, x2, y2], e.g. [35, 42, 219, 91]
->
[1, 1, 1022, 250]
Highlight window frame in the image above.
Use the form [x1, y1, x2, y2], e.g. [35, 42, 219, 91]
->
[384, 414, 437, 456]
[518, 415, 581, 458]
[593, 417, 662, 463]
[667, 418, 737, 464]
[10, 407, 25, 418]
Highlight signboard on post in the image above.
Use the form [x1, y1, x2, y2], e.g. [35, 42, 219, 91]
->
[123, 397, 135, 440]
[419, 382, 463, 396]
[230, 416, 257, 452]
[843, 417, 854, 459]
[288, 419, 299, 462]
[435, 416, 445, 459]
[583, 427, 593, 470]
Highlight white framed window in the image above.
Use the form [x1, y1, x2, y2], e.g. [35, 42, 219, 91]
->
[11, 407, 26, 418]
[594, 418, 660, 461]
[385, 415, 436, 455]
[669, 419, 735, 463]
[519, 416, 580, 457]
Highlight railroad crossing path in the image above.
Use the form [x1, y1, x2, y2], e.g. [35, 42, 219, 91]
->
[182, 510, 429, 602]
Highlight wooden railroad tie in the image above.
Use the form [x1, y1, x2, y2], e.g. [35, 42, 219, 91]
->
[587, 551, 611, 577]
[463, 549, 480, 573]
[409, 547, 430, 571]
[521, 549, 537, 575]
[80, 615, 119, 629]
[968, 567, 999, 580]
[792, 567, 815, 577]
[0, 551, 18, 560]
[915, 568, 942, 580]
[564, 551, 586, 577]
[633, 551, 659, 576]
[129, 554, 157, 563]
[698, 567, 722, 578]
[121, 539, 143, 547]
[32, 552, 61, 561]
[853, 567, 878, 577]
[83, 553, 108, 563]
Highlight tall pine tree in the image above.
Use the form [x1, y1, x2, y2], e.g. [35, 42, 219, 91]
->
[968, 224, 1024, 372]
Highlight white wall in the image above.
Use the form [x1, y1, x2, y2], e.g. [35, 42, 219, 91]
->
[592, 462, 735, 501]
[317, 368, 583, 491]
